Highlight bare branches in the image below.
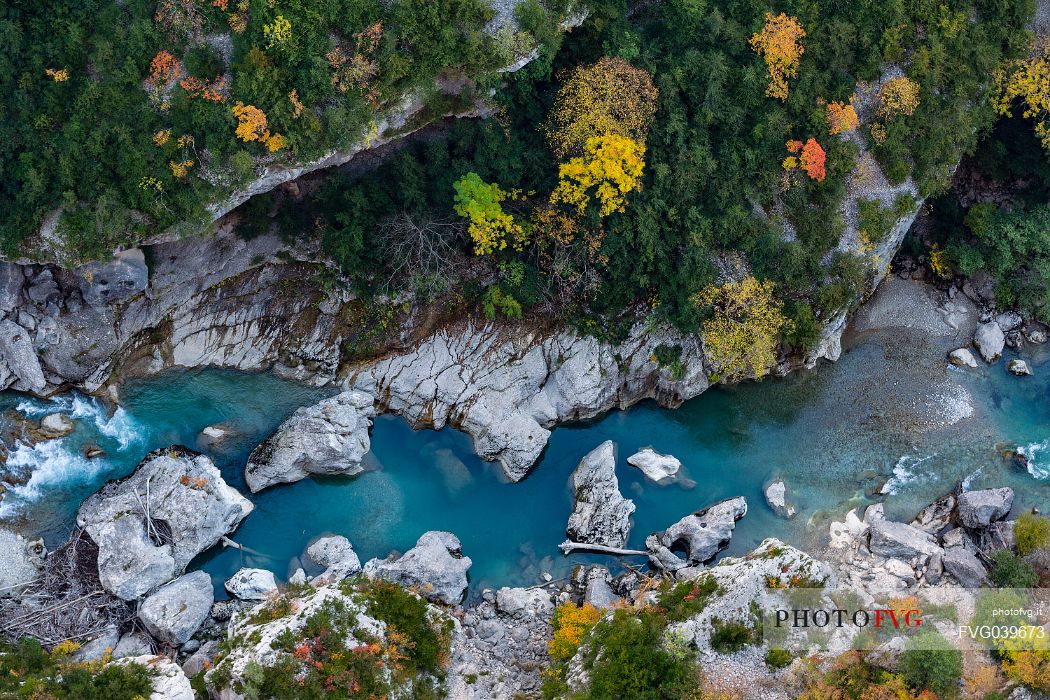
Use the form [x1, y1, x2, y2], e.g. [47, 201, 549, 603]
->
[375, 211, 463, 297]
[0, 530, 135, 646]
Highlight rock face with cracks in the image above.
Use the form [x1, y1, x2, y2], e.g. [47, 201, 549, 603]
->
[76, 448, 253, 600]
[564, 441, 635, 548]
[244, 390, 375, 493]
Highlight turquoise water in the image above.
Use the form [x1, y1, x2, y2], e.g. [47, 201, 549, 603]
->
[1, 326, 1048, 599]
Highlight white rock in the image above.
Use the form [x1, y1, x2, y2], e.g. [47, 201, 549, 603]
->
[1007, 359, 1032, 376]
[565, 441, 635, 548]
[225, 568, 278, 601]
[364, 531, 471, 605]
[973, 322, 1005, 362]
[138, 571, 214, 645]
[0, 528, 44, 595]
[245, 390, 375, 492]
[306, 535, 361, 584]
[115, 655, 194, 700]
[958, 488, 1014, 528]
[764, 479, 797, 518]
[646, 497, 747, 570]
[39, 412, 75, 438]
[626, 448, 681, 482]
[948, 348, 979, 368]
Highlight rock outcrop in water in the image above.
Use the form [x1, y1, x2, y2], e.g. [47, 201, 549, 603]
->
[564, 441, 635, 548]
[363, 531, 471, 605]
[645, 497, 748, 572]
[76, 447, 253, 600]
[306, 534, 362, 584]
[626, 447, 681, 482]
[244, 390, 375, 492]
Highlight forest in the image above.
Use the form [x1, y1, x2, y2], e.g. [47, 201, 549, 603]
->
[2, 0, 1046, 377]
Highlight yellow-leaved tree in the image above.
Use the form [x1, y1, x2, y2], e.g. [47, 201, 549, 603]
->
[993, 42, 1050, 149]
[692, 276, 790, 380]
[750, 13, 806, 101]
[877, 76, 921, 119]
[545, 56, 658, 158]
[550, 134, 646, 216]
[453, 172, 524, 255]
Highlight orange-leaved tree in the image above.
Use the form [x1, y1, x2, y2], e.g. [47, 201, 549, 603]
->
[545, 56, 658, 158]
[750, 13, 805, 101]
[826, 100, 859, 135]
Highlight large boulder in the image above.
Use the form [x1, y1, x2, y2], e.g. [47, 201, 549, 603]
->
[764, 479, 797, 519]
[364, 531, 471, 605]
[306, 535, 362, 583]
[868, 519, 942, 559]
[646, 497, 748, 571]
[626, 448, 681, 482]
[115, 655, 194, 700]
[0, 319, 46, 393]
[224, 568, 278, 601]
[912, 494, 955, 534]
[973, 322, 1005, 363]
[565, 441, 635, 548]
[245, 390, 375, 492]
[38, 412, 75, 438]
[138, 571, 214, 646]
[77, 448, 253, 600]
[941, 547, 989, 588]
[958, 488, 1014, 529]
[948, 348, 979, 369]
[1007, 359, 1032, 376]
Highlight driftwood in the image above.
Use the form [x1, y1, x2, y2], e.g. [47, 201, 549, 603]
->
[0, 529, 135, 646]
[557, 541, 649, 556]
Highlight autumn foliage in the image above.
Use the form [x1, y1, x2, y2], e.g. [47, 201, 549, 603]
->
[826, 100, 859, 135]
[750, 13, 806, 101]
[548, 602, 601, 662]
[782, 138, 825, 182]
[692, 275, 789, 380]
[993, 41, 1050, 149]
[545, 57, 658, 158]
[551, 134, 646, 216]
[453, 172, 524, 255]
[877, 76, 921, 119]
[147, 51, 180, 87]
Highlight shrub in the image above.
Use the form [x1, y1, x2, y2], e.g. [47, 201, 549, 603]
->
[710, 619, 755, 654]
[765, 647, 793, 669]
[0, 638, 153, 699]
[990, 550, 1039, 588]
[1015, 513, 1050, 555]
[549, 602, 601, 662]
[582, 610, 699, 700]
[657, 577, 718, 622]
[900, 631, 963, 697]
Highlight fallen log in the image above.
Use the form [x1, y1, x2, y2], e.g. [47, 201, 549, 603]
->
[558, 541, 649, 556]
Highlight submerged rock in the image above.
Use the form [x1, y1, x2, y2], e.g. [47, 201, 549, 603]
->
[948, 348, 979, 368]
[565, 441, 635, 548]
[38, 413, 75, 438]
[244, 390, 375, 493]
[626, 448, 681, 482]
[138, 571, 214, 645]
[646, 497, 747, 571]
[764, 479, 797, 519]
[225, 568, 278, 601]
[364, 531, 471, 605]
[973, 322, 1005, 363]
[306, 535, 362, 584]
[1007, 359, 1032, 376]
[958, 488, 1014, 529]
[77, 448, 253, 600]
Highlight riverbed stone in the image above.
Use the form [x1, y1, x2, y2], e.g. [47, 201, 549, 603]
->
[764, 479, 797, 519]
[306, 535, 361, 583]
[77, 448, 253, 600]
[912, 494, 955, 534]
[646, 497, 748, 571]
[868, 519, 942, 559]
[138, 571, 214, 645]
[565, 441, 635, 548]
[958, 488, 1014, 529]
[112, 632, 153, 660]
[941, 546, 989, 587]
[1007, 359, 1032, 376]
[245, 390, 375, 493]
[973, 322, 1005, 363]
[225, 568, 278, 601]
[364, 531, 471, 605]
[626, 448, 681, 482]
[948, 348, 979, 368]
[38, 412, 75, 438]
